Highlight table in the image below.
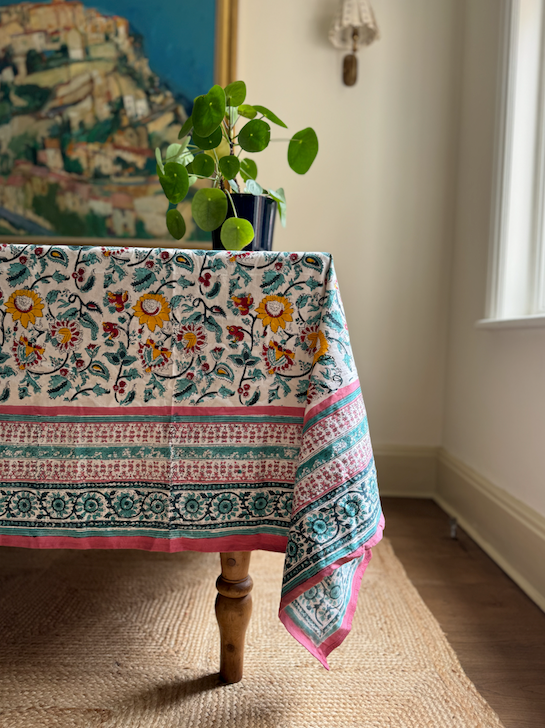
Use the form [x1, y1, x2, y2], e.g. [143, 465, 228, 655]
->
[0, 244, 384, 682]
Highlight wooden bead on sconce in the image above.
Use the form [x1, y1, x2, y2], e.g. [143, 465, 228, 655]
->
[343, 54, 357, 86]
[343, 27, 359, 86]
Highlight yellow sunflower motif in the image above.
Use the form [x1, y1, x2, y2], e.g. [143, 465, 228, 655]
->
[4, 289, 44, 329]
[255, 295, 293, 333]
[133, 293, 170, 332]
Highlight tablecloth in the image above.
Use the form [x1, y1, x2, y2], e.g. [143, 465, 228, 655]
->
[0, 244, 383, 668]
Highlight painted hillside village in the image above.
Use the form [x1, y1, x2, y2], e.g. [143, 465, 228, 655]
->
[0, 0, 199, 240]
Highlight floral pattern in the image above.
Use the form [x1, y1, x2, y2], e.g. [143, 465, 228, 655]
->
[231, 294, 254, 316]
[133, 293, 170, 332]
[50, 319, 82, 351]
[0, 246, 357, 407]
[255, 294, 293, 333]
[12, 335, 45, 370]
[138, 338, 171, 373]
[106, 290, 129, 313]
[300, 324, 329, 364]
[4, 289, 44, 329]
[9, 490, 39, 519]
[44, 491, 74, 519]
[75, 492, 107, 521]
[143, 492, 168, 520]
[262, 340, 295, 375]
[175, 323, 207, 356]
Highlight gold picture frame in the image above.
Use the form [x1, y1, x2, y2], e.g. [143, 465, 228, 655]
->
[215, 0, 239, 88]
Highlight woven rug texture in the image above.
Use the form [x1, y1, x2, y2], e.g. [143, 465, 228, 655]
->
[0, 539, 505, 728]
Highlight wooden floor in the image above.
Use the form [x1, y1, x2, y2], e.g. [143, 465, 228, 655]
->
[382, 498, 545, 728]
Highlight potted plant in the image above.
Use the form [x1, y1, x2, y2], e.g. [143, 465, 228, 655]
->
[154, 80, 318, 251]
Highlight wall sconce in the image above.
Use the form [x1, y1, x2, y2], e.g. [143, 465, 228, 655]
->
[329, 0, 379, 86]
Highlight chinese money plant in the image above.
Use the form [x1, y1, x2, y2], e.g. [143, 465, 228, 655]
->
[155, 80, 318, 250]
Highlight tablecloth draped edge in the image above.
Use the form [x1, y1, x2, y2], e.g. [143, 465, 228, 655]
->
[278, 512, 385, 668]
[0, 245, 384, 669]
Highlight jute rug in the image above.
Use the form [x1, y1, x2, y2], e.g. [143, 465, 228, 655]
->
[0, 539, 504, 728]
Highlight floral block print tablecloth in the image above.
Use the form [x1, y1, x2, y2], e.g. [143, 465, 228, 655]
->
[0, 244, 383, 668]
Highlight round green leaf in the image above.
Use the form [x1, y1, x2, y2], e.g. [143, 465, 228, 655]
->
[253, 105, 287, 128]
[244, 179, 263, 196]
[220, 217, 254, 250]
[238, 104, 257, 119]
[187, 154, 215, 178]
[219, 155, 240, 179]
[166, 139, 190, 161]
[191, 126, 223, 150]
[240, 158, 258, 181]
[193, 85, 226, 137]
[224, 80, 246, 106]
[165, 141, 192, 167]
[192, 188, 228, 231]
[268, 187, 287, 227]
[238, 119, 271, 153]
[288, 127, 319, 174]
[166, 209, 186, 240]
[178, 115, 193, 139]
[166, 142, 183, 161]
[159, 162, 190, 204]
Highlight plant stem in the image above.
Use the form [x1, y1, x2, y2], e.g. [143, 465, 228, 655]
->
[225, 189, 238, 217]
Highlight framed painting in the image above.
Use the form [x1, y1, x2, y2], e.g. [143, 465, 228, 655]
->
[0, 0, 237, 246]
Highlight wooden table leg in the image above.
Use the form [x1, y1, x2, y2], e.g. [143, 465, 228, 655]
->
[215, 551, 253, 684]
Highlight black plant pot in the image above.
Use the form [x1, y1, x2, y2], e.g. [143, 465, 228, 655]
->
[260, 196, 277, 249]
[212, 193, 277, 251]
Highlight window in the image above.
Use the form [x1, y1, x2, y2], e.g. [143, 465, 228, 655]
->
[481, 0, 545, 327]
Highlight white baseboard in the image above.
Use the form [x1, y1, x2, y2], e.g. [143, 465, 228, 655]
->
[373, 445, 438, 497]
[376, 444, 545, 613]
[436, 449, 545, 613]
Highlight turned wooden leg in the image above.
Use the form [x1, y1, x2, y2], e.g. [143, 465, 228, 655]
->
[215, 551, 253, 684]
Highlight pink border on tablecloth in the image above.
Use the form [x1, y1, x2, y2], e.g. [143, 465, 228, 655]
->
[278, 513, 385, 669]
[0, 532, 288, 553]
[0, 382, 361, 420]
[0, 404, 304, 418]
[303, 379, 362, 426]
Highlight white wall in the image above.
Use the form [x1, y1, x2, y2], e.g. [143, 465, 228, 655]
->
[237, 0, 460, 447]
[443, 0, 545, 518]
[237, 0, 545, 520]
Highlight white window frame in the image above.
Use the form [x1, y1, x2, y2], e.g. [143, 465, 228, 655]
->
[478, 0, 545, 329]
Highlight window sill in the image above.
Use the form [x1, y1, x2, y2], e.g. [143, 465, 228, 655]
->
[475, 315, 545, 330]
